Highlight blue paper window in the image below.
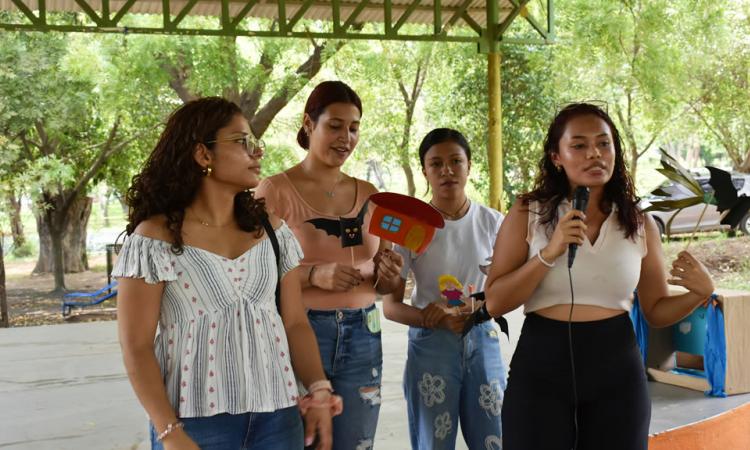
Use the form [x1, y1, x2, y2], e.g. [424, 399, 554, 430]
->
[380, 215, 402, 233]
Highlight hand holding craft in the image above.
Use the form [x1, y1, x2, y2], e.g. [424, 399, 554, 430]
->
[374, 248, 404, 284]
[310, 262, 363, 292]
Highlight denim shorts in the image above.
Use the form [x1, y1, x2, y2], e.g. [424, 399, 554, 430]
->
[150, 406, 303, 450]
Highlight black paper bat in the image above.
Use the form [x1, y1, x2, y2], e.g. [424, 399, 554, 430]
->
[305, 201, 369, 248]
[707, 166, 750, 229]
[460, 292, 509, 338]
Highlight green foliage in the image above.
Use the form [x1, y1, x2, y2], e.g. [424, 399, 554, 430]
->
[423, 43, 555, 206]
[0, 32, 112, 202]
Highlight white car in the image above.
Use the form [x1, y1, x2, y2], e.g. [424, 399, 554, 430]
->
[641, 173, 750, 236]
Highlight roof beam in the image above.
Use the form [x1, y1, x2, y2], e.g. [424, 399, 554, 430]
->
[230, 0, 260, 29]
[73, 0, 103, 26]
[341, 0, 370, 32]
[0, 0, 554, 45]
[393, 0, 423, 34]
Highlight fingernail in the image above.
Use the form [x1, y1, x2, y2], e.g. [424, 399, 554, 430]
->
[305, 436, 313, 446]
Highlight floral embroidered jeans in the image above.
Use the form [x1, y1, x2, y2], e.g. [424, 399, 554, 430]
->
[403, 321, 507, 450]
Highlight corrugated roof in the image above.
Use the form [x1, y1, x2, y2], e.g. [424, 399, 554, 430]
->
[0, 1, 515, 27]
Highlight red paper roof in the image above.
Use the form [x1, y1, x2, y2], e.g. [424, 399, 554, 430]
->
[369, 192, 445, 228]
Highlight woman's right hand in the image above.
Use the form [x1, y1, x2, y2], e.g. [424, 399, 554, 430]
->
[421, 303, 449, 328]
[541, 209, 587, 261]
[439, 311, 471, 334]
[310, 262, 364, 292]
[162, 429, 200, 450]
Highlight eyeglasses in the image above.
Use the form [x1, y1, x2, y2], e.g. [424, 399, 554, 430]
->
[204, 135, 265, 158]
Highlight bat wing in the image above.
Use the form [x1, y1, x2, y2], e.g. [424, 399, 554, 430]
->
[707, 166, 738, 212]
[305, 218, 342, 237]
[720, 197, 750, 228]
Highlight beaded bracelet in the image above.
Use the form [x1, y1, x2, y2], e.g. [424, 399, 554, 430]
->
[156, 420, 184, 442]
[308, 379, 333, 394]
[536, 249, 556, 268]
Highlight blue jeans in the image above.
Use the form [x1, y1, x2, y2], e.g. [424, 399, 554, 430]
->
[308, 304, 383, 450]
[149, 406, 303, 450]
[404, 321, 507, 450]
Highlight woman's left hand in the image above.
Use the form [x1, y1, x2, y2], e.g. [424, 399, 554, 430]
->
[668, 251, 714, 299]
[302, 392, 334, 450]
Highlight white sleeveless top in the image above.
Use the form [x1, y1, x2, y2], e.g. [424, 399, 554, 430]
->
[524, 200, 647, 314]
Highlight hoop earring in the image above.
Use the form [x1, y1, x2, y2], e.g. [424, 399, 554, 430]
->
[203, 166, 213, 177]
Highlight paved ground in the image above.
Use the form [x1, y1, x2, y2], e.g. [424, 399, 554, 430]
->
[1, 307, 749, 450]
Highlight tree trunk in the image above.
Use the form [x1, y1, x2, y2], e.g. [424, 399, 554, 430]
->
[400, 163, 417, 197]
[101, 191, 110, 228]
[628, 145, 639, 186]
[738, 151, 750, 173]
[33, 195, 92, 275]
[0, 238, 8, 328]
[6, 193, 26, 252]
[115, 192, 128, 215]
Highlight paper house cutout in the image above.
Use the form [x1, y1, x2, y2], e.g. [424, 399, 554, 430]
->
[367, 192, 445, 254]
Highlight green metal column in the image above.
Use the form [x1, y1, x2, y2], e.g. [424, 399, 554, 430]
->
[486, 0, 504, 212]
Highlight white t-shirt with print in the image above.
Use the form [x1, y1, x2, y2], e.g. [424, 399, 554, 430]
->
[395, 201, 503, 310]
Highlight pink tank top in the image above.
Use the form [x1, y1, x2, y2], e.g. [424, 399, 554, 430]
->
[255, 172, 379, 310]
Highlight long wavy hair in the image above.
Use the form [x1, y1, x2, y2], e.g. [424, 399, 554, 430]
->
[520, 103, 642, 239]
[125, 97, 267, 253]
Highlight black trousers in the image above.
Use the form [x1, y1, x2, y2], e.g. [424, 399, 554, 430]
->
[502, 312, 650, 450]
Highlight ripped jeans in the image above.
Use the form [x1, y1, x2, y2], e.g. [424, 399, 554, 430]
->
[308, 304, 383, 450]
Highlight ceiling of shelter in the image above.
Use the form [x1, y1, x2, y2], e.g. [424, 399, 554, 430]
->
[0, 1, 514, 24]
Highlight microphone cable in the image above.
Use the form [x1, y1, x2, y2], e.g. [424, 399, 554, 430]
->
[567, 265, 579, 450]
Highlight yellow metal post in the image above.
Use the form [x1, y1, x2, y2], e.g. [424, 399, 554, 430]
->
[488, 51, 504, 212]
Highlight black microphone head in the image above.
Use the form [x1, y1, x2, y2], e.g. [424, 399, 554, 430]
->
[572, 186, 590, 212]
[568, 186, 590, 268]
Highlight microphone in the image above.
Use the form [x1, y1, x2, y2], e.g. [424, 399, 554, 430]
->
[567, 186, 590, 268]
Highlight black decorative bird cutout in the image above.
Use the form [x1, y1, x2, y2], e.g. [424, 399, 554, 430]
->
[706, 166, 750, 229]
[306, 201, 369, 248]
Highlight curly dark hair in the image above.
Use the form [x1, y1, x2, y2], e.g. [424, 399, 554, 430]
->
[125, 97, 267, 253]
[520, 103, 642, 239]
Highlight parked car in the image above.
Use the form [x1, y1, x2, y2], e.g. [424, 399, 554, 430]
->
[641, 172, 750, 236]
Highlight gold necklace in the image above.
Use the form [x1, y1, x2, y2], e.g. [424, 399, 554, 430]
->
[188, 208, 232, 228]
[430, 197, 469, 220]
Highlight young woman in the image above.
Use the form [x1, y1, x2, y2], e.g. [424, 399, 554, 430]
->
[383, 128, 507, 450]
[484, 103, 715, 450]
[255, 81, 403, 450]
[115, 97, 337, 450]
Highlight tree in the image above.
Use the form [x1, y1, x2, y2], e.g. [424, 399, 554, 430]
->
[0, 32, 144, 291]
[0, 136, 9, 327]
[116, 17, 343, 140]
[384, 43, 433, 197]
[0, 133, 28, 256]
[552, 0, 721, 182]
[690, 1, 750, 172]
[330, 39, 428, 196]
[0, 231, 7, 328]
[423, 43, 555, 206]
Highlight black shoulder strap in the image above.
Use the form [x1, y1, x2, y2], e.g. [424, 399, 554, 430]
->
[261, 217, 282, 314]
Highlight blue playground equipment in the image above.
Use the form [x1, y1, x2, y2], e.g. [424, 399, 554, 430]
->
[62, 281, 118, 317]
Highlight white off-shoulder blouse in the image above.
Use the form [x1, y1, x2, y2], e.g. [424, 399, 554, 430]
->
[112, 222, 304, 418]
